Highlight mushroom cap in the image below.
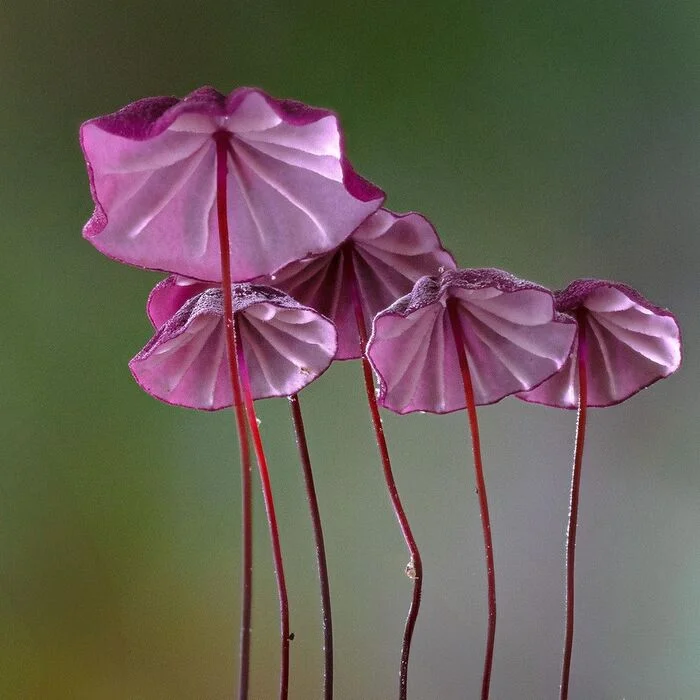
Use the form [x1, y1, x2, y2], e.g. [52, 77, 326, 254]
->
[130, 283, 338, 410]
[259, 208, 456, 359]
[517, 279, 682, 408]
[368, 269, 577, 414]
[81, 86, 384, 282]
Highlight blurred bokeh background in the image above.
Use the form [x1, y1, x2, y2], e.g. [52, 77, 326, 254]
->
[2, 1, 699, 698]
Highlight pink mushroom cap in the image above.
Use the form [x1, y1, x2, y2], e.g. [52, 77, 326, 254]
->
[517, 279, 682, 409]
[130, 282, 338, 410]
[368, 268, 577, 414]
[259, 208, 456, 359]
[81, 86, 384, 282]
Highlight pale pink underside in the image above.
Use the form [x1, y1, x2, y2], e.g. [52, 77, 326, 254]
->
[147, 276, 211, 328]
[130, 287, 337, 410]
[369, 283, 576, 414]
[261, 209, 455, 359]
[517, 285, 681, 408]
[82, 91, 383, 281]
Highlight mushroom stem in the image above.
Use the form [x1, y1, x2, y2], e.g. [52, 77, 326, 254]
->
[235, 325, 291, 700]
[343, 250, 423, 700]
[289, 393, 334, 700]
[214, 131, 253, 700]
[560, 315, 588, 700]
[447, 299, 496, 700]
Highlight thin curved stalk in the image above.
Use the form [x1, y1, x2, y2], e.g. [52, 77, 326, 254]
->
[289, 393, 334, 700]
[560, 315, 588, 700]
[236, 326, 291, 700]
[343, 249, 423, 700]
[214, 132, 253, 700]
[447, 300, 496, 700]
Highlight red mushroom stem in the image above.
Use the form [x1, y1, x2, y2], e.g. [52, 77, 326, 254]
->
[447, 298, 497, 700]
[214, 131, 254, 700]
[343, 248, 423, 700]
[236, 320, 291, 700]
[560, 312, 588, 700]
[289, 393, 334, 700]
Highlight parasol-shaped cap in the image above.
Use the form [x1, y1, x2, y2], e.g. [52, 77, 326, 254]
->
[368, 268, 577, 414]
[517, 279, 681, 408]
[81, 86, 384, 282]
[130, 283, 338, 410]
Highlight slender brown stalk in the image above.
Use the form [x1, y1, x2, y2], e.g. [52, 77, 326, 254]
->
[289, 393, 334, 700]
[560, 314, 588, 700]
[214, 132, 253, 700]
[236, 327, 291, 700]
[447, 300, 496, 700]
[343, 249, 423, 700]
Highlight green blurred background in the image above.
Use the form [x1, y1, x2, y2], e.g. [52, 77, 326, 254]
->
[2, 1, 698, 698]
